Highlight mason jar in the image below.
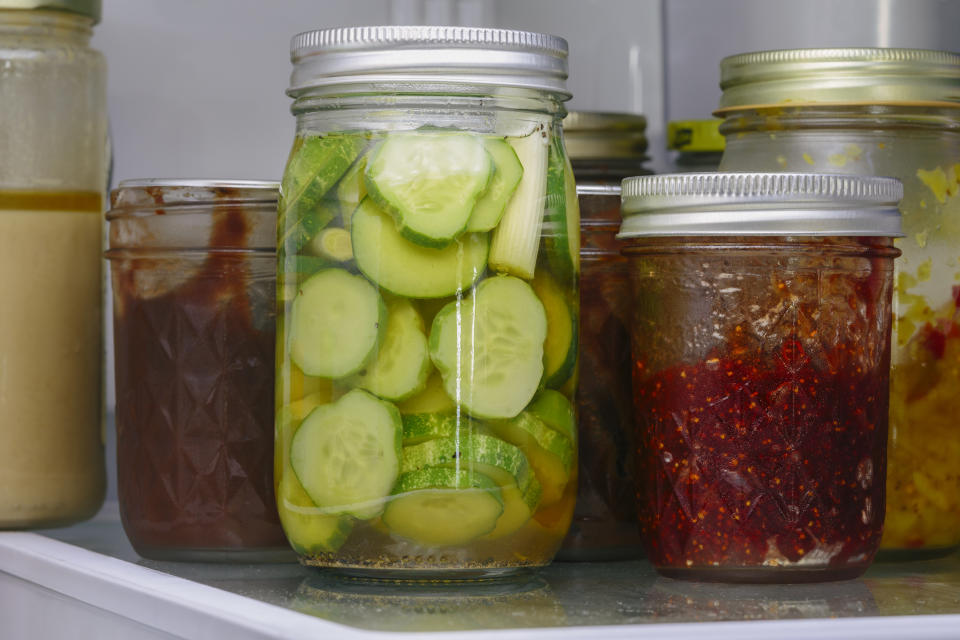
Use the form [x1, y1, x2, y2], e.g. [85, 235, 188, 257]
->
[716, 48, 960, 558]
[620, 173, 902, 582]
[107, 180, 290, 562]
[0, 0, 108, 528]
[558, 111, 648, 560]
[277, 26, 579, 578]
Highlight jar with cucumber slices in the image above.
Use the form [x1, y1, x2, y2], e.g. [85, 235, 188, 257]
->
[276, 27, 580, 578]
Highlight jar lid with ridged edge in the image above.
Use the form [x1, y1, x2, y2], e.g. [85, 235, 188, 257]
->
[618, 172, 903, 237]
[288, 26, 569, 97]
[0, 0, 99, 22]
[717, 48, 960, 111]
[563, 111, 648, 160]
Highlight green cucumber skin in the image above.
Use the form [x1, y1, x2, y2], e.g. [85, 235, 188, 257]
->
[364, 132, 493, 249]
[466, 137, 524, 233]
[277, 473, 354, 555]
[526, 390, 577, 443]
[540, 134, 580, 285]
[351, 199, 489, 299]
[280, 133, 367, 254]
[391, 467, 500, 494]
[490, 411, 574, 473]
[351, 298, 432, 402]
[401, 412, 460, 444]
[400, 431, 530, 488]
[289, 389, 402, 519]
[289, 268, 386, 379]
[532, 269, 578, 390]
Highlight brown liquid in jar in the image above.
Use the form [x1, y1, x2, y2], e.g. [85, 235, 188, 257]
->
[112, 203, 287, 560]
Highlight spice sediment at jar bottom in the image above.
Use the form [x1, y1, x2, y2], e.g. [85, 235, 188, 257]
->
[620, 172, 902, 582]
[276, 26, 578, 577]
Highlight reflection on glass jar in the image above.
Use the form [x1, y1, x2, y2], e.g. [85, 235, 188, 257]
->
[0, 4, 108, 529]
[276, 27, 578, 579]
[717, 48, 960, 557]
[620, 173, 902, 582]
[107, 180, 289, 561]
[559, 111, 650, 560]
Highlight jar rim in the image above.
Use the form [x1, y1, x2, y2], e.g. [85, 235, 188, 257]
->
[288, 25, 570, 98]
[109, 179, 279, 216]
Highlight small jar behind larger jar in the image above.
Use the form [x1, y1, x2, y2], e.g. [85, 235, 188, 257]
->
[107, 180, 290, 562]
[276, 27, 579, 579]
[558, 111, 649, 560]
[716, 48, 960, 558]
[621, 173, 902, 583]
[0, 0, 108, 528]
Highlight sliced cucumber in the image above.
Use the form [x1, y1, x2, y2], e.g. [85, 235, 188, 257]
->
[337, 152, 369, 228]
[401, 412, 459, 445]
[279, 362, 334, 405]
[365, 132, 492, 248]
[429, 275, 547, 419]
[383, 468, 502, 546]
[483, 478, 542, 540]
[351, 199, 488, 298]
[466, 137, 524, 232]
[352, 298, 431, 401]
[398, 371, 457, 416]
[277, 472, 353, 555]
[401, 431, 530, 488]
[488, 411, 573, 506]
[280, 134, 365, 253]
[308, 227, 353, 262]
[541, 136, 580, 282]
[526, 390, 576, 443]
[531, 269, 577, 389]
[289, 268, 385, 379]
[488, 122, 550, 279]
[290, 389, 402, 519]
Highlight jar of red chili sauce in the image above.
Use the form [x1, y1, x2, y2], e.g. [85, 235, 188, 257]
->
[620, 173, 902, 582]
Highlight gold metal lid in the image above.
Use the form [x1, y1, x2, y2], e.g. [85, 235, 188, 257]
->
[0, 0, 100, 22]
[717, 48, 960, 112]
[563, 110, 648, 160]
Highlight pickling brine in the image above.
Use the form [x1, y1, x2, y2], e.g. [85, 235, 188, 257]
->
[276, 27, 577, 578]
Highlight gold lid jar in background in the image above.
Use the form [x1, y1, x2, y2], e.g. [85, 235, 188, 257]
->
[666, 119, 724, 172]
[715, 47, 960, 558]
[0, 1, 108, 529]
[563, 110, 650, 182]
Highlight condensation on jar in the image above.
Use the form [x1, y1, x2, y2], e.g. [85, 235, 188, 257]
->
[619, 172, 902, 583]
[715, 48, 960, 558]
[277, 26, 579, 579]
[107, 180, 289, 562]
[557, 111, 650, 561]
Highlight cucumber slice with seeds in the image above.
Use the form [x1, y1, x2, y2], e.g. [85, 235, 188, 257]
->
[365, 132, 493, 248]
[488, 411, 573, 506]
[383, 468, 503, 546]
[278, 473, 353, 555]
[290, 268, 386, 379]
[488, 122, 550, 279]
[466, 137, 524, 232]
[352, 298, 431, 401]
[429, 275, 547, 419]
[352, 198, 488, 299]
[290, 389, 402, 519]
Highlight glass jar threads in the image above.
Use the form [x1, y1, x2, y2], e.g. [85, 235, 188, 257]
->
[107, 180, 289, 561]
[716, 48, 960, 557]
[277, 26, 579, 578]
[0, 0, 108, 528]
[559, 110, 649, 560]
[620, 173, 902, 582]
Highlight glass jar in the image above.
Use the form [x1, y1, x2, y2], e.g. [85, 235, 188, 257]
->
[276, 26, 578, 579]
[667, 119, 724, 172]
[716, 48, 960, 558]
[620, 173, 902, 583]
[107, 180, 290, 562]
[0, 1, 107, 528]
[558, 111, 649, 560]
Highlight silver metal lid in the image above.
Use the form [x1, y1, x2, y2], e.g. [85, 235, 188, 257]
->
[563, 110, 648, 159]
[289, 26, 569, 97]
[619, 173, 903, 237]
[0, 0, 100, 22]
[718, 48, 960, 110]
